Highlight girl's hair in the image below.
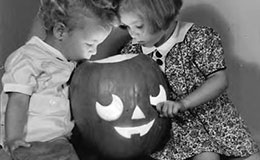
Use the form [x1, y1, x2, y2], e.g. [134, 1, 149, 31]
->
[38, 0, 118, 34]
[118, 0, 183, 33]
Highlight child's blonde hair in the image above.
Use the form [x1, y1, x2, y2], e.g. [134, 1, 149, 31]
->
[38, 0, 118, 34]
[118, 0, 182, 33]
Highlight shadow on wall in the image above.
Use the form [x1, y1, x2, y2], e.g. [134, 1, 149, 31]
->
[0, 0, 40, 91]
[91, 28, 131, 60]
[180, 3, 234, 65]
[0, 0, 39, 63]
[180, 3, 260, 144]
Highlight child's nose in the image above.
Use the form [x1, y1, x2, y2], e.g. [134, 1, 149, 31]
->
[89, 48, 97, 54]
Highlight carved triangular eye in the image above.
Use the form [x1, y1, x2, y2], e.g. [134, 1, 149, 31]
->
[149, 85, 167, 106]
[96, 94, 124, 121]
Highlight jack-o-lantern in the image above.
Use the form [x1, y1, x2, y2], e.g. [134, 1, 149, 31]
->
[70, 54, 171, 159]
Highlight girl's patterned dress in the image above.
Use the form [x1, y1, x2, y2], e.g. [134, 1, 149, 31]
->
[120, 21, 259, 160]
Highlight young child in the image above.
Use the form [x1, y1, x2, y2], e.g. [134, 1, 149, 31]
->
[117, 0, 260, 160]
[0, 0, 117, 159]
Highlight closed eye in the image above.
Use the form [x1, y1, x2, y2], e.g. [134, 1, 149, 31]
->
[149, 85, 167, 106]
[85, 43, 93, 47]
[136, 24, 143, 29]
[96, 94, 124, 121]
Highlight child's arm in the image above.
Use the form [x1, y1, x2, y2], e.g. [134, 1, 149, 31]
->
[181, 70, 228, 109]
[5, 92, 31, 153]
[156, 70, 228, 117]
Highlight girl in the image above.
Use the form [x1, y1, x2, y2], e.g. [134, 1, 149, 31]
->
[117, 0, 260, 160]
[0, 0, 117, 159]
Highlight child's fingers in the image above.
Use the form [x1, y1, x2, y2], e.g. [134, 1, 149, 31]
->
[164, 103, 175, 118]
[172, 104, 179, 114]
[156, 102, 176, 117]
[167, 105, 174, 118]
[155, 102, 163, 112]
[9, 141, 31, 159]
[155, 102, 164, 116]
[161, 103, 169, 117]
[11, 140, 31, 152]
[17, 141, 31, 148]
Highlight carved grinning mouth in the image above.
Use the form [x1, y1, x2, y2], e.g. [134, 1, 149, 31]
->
[114, 119, 155, 139]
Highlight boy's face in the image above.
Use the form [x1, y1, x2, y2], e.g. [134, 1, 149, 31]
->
[61, 18, 112, 61]
[120, 11, 164, 47]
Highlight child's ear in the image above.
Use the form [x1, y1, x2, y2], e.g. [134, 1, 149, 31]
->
[53, 22, 67, 41]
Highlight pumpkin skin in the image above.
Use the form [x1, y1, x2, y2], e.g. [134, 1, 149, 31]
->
[70, 54, 171, 159]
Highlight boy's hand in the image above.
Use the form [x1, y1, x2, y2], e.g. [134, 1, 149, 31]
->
[155, 100, 186, 118]
[6, 139, 31, 157]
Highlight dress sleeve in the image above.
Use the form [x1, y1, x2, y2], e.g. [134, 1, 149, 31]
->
[192, 26, 226, 77]
[2, 51, 39, 95]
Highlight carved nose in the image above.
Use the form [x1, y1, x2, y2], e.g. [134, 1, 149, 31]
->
[131, 105, 145, 120]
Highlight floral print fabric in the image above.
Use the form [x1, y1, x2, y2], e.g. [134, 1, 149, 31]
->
[120, 23, 259, 160]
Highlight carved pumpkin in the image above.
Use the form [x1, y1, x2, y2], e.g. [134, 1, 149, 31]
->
[70, 54, 170, 159]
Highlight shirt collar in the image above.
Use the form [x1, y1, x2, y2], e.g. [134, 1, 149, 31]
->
[142, 21, 194, 56]
[26, 36, 68, 61]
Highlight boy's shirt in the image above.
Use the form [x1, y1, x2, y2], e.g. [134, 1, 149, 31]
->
[0, 36, 75, 146]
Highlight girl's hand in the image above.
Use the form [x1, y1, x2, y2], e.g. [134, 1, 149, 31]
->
[155, 100, 186, 118]
[6, 139, 31, 157]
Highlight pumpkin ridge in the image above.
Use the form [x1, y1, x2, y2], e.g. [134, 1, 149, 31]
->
[70, 54, 171, 159]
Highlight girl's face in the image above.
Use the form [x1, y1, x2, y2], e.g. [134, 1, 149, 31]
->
[61, 18, 112, 61]
[120, 11, 164, 47]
